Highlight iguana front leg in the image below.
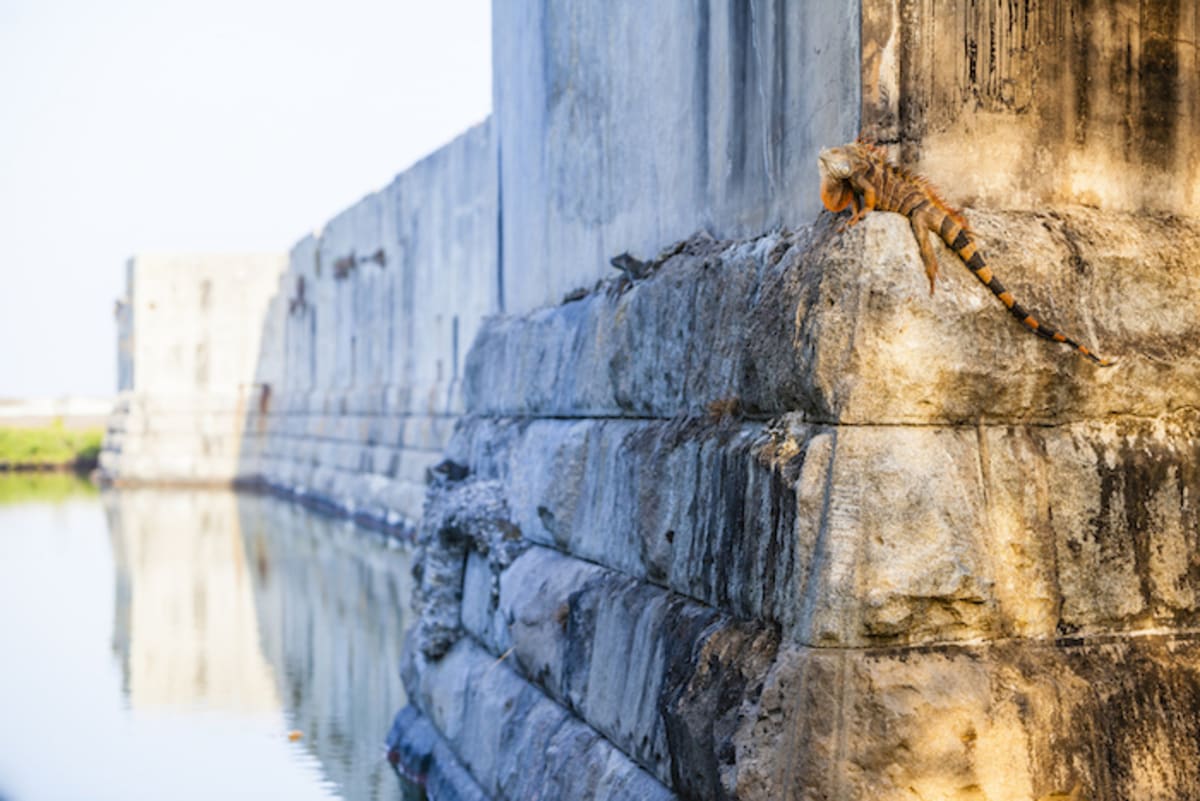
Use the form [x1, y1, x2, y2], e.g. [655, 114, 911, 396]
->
[836, 193, 863, 233]
[844, 177, 877, 228]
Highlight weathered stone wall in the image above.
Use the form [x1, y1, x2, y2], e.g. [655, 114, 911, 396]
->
[492, 0, 1200, 314]
[102, 1, 1200, 798]
[397, 214, 1200, 800]
[492, 0, 860, 313]
[237, 121, 498, 529]
[861, 0, 1200, 215]
[101, 254, 288, 483]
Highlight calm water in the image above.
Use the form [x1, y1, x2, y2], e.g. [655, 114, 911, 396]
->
[0, 475, 418, 801]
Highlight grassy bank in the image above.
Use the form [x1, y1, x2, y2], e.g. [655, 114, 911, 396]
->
[0, 422, 103, 471]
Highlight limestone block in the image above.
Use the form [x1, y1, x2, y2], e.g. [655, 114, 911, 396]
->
[446, 539, 796, 797]
[449, 410, 1200, 647]
[736, 637, 1200, 801]
[386, 706, 492, 801]
[499, 547, 674, 782]
[407, 639, 676, 801]
[860, 0, 1200, 218]
[466, 211, 1200, 424]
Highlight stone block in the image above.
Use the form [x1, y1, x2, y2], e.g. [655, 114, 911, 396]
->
[407, 638, 675, 801]
[449, 410, 1200, 647]
[466, 212, 1200, 425]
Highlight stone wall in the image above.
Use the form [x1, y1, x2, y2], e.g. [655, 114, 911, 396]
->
[101, 1, 1200, 798]
[101, 253, 287, 483]
[237, 121, 497, 529]
[396, 213, 1200, 800]
[861, 0, 1200, 215]
[492, 0, 860, 313]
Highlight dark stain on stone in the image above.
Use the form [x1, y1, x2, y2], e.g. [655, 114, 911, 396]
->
[710, 438, 750, 614]
[1082, 418, 1200, 627]
[1058, 638, 1200, 800]
[659, 600, 779, 801]
[695, 0, 711, 198]
[1137, 0, 1180, 170]
[728, 0, 752, 191]
[1071, 0, 1092, 146]
[1042, 211, 1093, 275]
[560, 579, 600, 705]
[770, 0, 787, 183]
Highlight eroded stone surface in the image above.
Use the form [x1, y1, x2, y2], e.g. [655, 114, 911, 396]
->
[403, 638, 676, 801]
[444, 411, 1200, 649]
[466, 211, 1200, 425]
[219, 198, 1200, 800]
[738, 636, 1200, 801]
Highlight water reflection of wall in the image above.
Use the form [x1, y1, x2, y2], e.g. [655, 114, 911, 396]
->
[237, 491, 414, 801]
[104, 488, 281, 713]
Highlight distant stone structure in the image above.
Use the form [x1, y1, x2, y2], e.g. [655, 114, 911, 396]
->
[101, 253, 287, 482]
[107, 0, 1200, 798]
[236, 121, 497, 528]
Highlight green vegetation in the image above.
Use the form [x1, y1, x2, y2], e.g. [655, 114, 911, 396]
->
[0, 472, 99, 505]
[0, 422, 104, 469]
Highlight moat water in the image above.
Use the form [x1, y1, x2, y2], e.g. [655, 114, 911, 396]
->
[0, 475, 419, 801]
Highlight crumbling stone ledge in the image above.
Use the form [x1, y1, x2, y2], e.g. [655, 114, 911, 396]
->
[467, 211, 1200, 426]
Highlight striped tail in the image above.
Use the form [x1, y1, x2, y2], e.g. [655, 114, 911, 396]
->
[935, 216, 1113, 367]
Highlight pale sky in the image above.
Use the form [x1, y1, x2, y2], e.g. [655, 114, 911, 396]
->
[0, 0, 492, 398]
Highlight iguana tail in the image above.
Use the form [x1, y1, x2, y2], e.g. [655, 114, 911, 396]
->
[934, 214, 1113, 367]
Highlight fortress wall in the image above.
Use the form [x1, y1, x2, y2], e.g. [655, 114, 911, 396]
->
[237, 120, 498, 528]
[391, 3, 1200, 799]
[103, 2, 1200, 797]
[862, 0, 1200, 214]
[492, 0, 860, 313]
[100, 253, 288, 483]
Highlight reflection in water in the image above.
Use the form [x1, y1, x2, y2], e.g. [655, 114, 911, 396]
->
[0, 471, 97, 505]
[99, 487, 416, 801]
[106, 490, 280, 712]
[238, 493, 416, 801]
[0, 480, 417, 801]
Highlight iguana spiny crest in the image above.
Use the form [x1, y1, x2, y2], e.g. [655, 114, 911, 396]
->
[817, 141, 1112, 366]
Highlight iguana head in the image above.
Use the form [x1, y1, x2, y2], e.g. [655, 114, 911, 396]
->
[817, 144, 865, 212]
[817, 144, 861, 180]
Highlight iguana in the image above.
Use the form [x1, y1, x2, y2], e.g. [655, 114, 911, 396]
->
[817, 141, 1112, 366]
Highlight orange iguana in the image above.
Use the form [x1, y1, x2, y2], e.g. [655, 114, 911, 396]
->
[817, 141, 1112, 366]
